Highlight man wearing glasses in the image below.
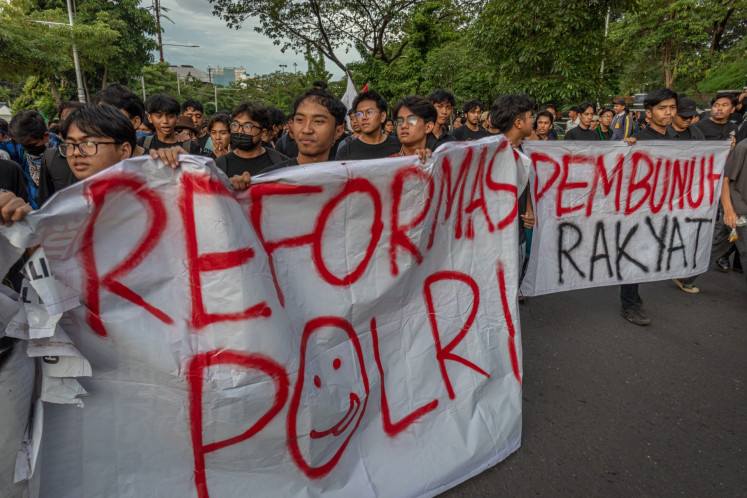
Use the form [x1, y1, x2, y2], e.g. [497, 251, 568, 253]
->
[669, 97, 705, 140]
[390, 96, 437, 157]
[214, 102, 288, 184]
[335, 90, 401, 160]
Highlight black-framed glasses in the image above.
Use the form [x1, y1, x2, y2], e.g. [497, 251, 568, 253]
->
[58, 141, 118, 157]
[355, 109, 377, 118]
[230, 121, 257, 133]
[396, 115, 420, 127]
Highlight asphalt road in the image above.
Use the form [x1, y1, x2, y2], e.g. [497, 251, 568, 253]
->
[443, 269, 746, 497]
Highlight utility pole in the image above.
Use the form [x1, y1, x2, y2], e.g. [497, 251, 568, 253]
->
[154, 0, 164, 62]
[140, 76, 146, 100]
[214, 86, 218, 113]
[66, 0, 86, 103]
[293, 62, 297, 74]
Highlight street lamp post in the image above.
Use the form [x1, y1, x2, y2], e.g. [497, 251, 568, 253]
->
[293, 62, 297, 74]
[279, 64, 287, 73]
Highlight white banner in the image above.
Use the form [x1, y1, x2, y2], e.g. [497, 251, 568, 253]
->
[520, 141, 730, 296]
[0, 136, 527, 498]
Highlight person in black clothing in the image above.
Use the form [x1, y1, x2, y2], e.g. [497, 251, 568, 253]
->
[564, 102, 599, 140]
[215, 102, 288, 185]
[92, 84, 149, 141]
[539, 104, 559, 140]
[181, 99, 210, 150]
[534, 110, 555, 140]
[692, 93, 738, 148]
[335, 90, 400, 160]
[450, 99, 490, 141]
[490, 94, 536, 277]
[426, 89, 457, 151]
[248, 88, 347, 182]
[618, 88, 678, 327]
[669, 96, 705, 140]
[597, 108, 614, 140]
[262, 107, 286, 148]
[391, 96, 437, 156]
[207, 113, 232, 160]
[139, 94, 201, 154]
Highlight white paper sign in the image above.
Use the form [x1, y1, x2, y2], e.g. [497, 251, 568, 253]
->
[521, 141, 730, 296]
[0, 136, 527, 498]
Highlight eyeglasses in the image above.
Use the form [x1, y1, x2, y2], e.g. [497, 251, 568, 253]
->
[355, 109, 377, 118]
[230, 121, 258, 133]
[396, 116, 420, 127]
[59, 141, 118, 157]
[520, 114, 536, 121]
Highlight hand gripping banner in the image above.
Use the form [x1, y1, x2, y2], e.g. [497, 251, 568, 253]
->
[0, 135, 527, 498]
[520, 141, 730, 296]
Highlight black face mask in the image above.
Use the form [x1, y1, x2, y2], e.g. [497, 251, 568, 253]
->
[25, 144, 47, 156]
[230, 132, 259, 151]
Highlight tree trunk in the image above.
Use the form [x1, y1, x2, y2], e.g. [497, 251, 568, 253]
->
[82, 71, 91, 102]
[101, 67, 108, 90]
[710, 8, 734, 53]
[49, 77, 62, 108]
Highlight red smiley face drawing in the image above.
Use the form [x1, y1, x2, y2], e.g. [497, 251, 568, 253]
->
[287, 316, 370, 478]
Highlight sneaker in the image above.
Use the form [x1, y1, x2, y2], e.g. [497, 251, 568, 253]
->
[715, 255, 730, 273]
[620, 307, 651, 326]
[672, 278, 700, 294]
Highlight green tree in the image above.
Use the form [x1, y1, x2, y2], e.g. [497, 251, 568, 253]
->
[608, 0, 747, 92]
[473, 0, 621, 108]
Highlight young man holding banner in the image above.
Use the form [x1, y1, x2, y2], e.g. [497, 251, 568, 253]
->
[620, 88, 679, 325]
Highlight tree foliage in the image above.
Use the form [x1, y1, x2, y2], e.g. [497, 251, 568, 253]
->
[208, 0, 454, 79]
[608, 0, 747, 93]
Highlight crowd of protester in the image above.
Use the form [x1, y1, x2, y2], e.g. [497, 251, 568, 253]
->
[1, 82, 746, 327]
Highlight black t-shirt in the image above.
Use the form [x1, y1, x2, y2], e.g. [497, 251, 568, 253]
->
[632, 126, 676, 141]
[197, 133, 210, 150]
[215, 148, 288, 177]
[335, 135, 401, 160]
[668, 125, 705, 140]
[426, 131, 455, 151]
[597, 128, 613, 141]
[138, 135, 202, 155]
[275, 134, 299, 159]
[564, 126, 599, 141]
[692, 119, 738, 140]
[449, 126, 490, 142]
[39, 148, 77, 207]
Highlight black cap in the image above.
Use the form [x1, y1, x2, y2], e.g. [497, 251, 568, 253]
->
[615, 98, 626, 106]
[677, 97, 697, 118]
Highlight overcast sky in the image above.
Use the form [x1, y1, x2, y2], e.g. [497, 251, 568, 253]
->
[154, 0, 353, 79]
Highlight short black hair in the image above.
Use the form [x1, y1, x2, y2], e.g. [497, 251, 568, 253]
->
[207, 113, 231, 132]
[92, 84, 145, 121]
[577, 102, 596, 114]
[181, 99, 204, 114]
[392, 96, 438, 124]
[292, 88, 347, 126]
[541, 103, 557, 112]
[599, 108, 614, 118]
[536, 109, 554, 123]
[0, 118, 8, 133]
[711, 92, 736, 106]
[59, 104, 137, 152]
[144, 94, 180, 115]
[427, 89, 456, 107]
[353, 90, 387, 114]
[141, 115, 155, 132]
[490, 94, 535, 133]
[312, 80, 328, 90]
[644, 89, 678, 110]
[463, 99, 482, 114]
[9, 110, 47, 145]
[56, 100, 86, 119]
[232, 102, 270, 130]
[267, 106, 286, 127]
